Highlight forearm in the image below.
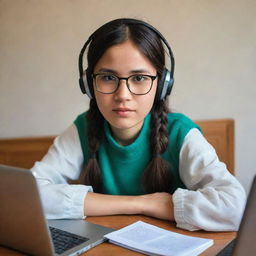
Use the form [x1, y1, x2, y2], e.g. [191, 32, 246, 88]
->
[84, 192, 142, 216]
[84, 192, 174, 221]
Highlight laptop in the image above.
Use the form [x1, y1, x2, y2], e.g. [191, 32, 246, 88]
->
[0, 164, 114, 256]
[217, 175, 256, 256]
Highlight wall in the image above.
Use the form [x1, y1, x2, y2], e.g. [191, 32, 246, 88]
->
[0, 0, 255, 193]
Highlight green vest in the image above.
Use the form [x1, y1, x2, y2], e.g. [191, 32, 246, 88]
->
[74, 112, 200, 195]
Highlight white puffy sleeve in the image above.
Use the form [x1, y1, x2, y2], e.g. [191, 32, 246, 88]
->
[173, 128, 246, 231]
[31, 124, 93, 219]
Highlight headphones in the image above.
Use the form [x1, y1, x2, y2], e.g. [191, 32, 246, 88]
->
[78, 18, 175, 101]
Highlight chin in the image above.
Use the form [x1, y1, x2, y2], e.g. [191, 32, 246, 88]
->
[109, 120, 134, 130]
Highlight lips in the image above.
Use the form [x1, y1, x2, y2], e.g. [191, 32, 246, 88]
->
[113, 108, 134, 112]
[112, 107, 135, 116]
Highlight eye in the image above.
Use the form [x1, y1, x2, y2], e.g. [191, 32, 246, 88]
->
[98, 74, 117, 82]
[131, 75, 149, 83]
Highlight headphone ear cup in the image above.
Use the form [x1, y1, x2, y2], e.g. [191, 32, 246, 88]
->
[79, 70, 94, 99]
[156, 68, 174, 101]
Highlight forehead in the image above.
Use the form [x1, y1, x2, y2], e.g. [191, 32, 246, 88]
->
[94, 40, 156, 74]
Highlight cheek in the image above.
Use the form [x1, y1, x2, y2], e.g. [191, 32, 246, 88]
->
[147, 83, 158, 105]
[94, 93, 107, 113]
[138, 88, 157, 113]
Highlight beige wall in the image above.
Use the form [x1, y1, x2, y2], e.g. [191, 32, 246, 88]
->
[0, 0, 255, 193]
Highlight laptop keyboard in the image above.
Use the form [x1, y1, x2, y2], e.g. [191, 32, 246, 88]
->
[49, 226, 89, 254]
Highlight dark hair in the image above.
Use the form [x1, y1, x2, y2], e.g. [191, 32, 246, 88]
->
[80, 19, 173, 193]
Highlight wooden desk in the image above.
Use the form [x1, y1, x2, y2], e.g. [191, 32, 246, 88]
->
[0, 215, 236, 256]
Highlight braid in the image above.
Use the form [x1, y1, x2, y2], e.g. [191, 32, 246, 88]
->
[80, 99, 104, 192]
[151, 101, 169, 157]
[142, 100, 172, 193]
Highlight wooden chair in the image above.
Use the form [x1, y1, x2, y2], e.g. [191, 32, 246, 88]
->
[0, 136, 55, 169]
[195, 119, 234, 174]
[0, 119, 235, 174]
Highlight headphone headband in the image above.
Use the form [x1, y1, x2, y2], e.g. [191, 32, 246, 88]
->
[79, 18, 175, 101]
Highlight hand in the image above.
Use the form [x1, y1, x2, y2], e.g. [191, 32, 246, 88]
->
[138, 192, 174, 221]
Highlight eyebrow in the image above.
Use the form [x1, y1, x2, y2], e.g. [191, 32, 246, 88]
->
[96, 68, 152, 75]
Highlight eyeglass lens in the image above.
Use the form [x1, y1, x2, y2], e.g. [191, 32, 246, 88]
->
[94, 74, 155, 95]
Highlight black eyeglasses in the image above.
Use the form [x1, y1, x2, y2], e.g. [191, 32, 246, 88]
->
[92, 73, 157, 95]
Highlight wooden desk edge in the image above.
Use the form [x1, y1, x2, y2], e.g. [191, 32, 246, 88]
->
[0, 215, 236, 256]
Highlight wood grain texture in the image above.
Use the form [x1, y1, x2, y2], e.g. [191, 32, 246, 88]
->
[195, 119, 234, 174]
[0, 215, 236, 256]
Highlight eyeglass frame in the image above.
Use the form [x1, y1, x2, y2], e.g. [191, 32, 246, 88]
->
[91, 73, 158, 95]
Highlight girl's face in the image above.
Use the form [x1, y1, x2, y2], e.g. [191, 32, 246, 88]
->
[93, 40, 158, 145]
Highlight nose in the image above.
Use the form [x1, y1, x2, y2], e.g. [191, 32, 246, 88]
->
[114, 79, 132, 101]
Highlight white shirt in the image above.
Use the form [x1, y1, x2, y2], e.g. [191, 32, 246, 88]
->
[31, 125, 246, 231]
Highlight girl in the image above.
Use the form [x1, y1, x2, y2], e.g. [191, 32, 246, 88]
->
[32, 18, 246, 231]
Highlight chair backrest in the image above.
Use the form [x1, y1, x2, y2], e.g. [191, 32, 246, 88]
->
[195, 119, 234, 174]
[0, 118, 234, 174]
[0, 136, 55, 169]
